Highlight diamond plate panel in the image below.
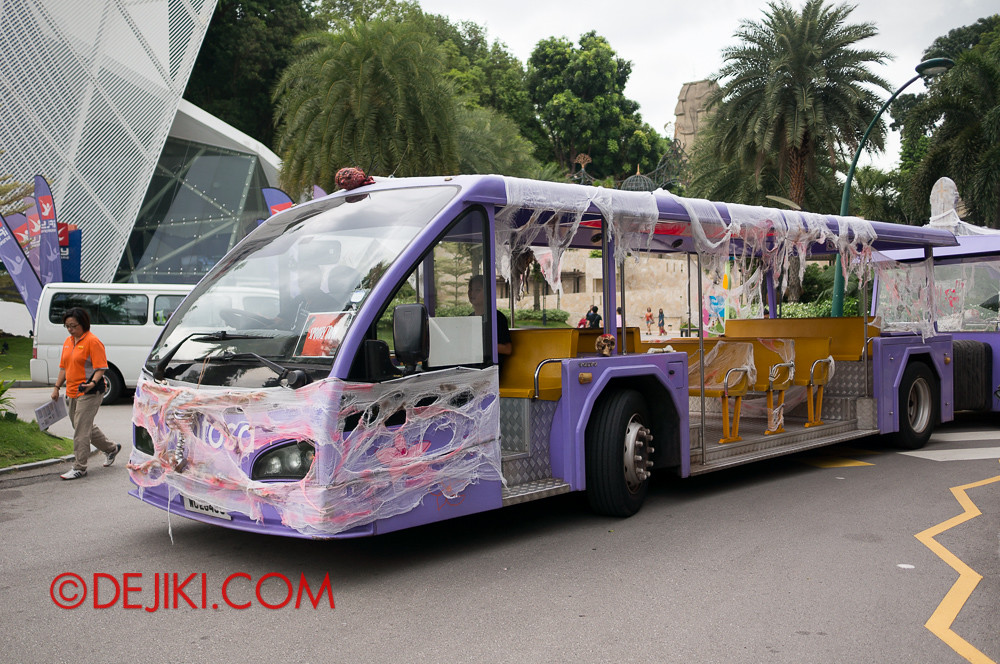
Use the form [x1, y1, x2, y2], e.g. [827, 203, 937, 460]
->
[500, 398, 557, 485]
[827, 361, 870, 396]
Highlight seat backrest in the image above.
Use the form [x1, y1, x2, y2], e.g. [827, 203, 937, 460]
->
[725, 317, 877, 361]
[500, 328, 579, 400]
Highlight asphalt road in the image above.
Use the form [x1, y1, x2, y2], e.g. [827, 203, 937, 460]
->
[1, 387, 998, 663]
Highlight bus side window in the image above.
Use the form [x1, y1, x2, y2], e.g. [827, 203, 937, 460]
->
[356, 207, 491, 380]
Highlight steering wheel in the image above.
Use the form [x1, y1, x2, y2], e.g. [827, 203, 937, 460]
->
[220, 308, 273, 330]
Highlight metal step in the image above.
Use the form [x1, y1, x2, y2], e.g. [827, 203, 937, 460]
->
[689, 416, 880, 473]
[502, 477, 571, 506]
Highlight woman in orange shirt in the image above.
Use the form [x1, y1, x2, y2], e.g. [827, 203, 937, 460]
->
[51, 307, 121, 480]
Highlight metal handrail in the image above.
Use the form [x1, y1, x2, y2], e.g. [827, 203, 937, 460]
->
[533, 358, 566, 399]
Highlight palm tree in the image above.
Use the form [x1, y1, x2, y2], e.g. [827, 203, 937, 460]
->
[273, 20, 459, 194]
[701, 0, 891, 298]
[904, 49, 1000, 226]
[455, 105, 541, 178]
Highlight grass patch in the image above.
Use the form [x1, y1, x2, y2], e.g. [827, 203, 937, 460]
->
[0, 417, 74, 467]
[0, 335, 32, 381]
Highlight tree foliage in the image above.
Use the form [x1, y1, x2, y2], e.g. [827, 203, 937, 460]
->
[701, 0, 890, 209]
[0, 151, 31, 217]
[526, 31, 664, 179]
[184, 0, 320, 148]
[273, 20, 459, 194]
[693, 0, 889, 299]
[902, 47, 1000, 225]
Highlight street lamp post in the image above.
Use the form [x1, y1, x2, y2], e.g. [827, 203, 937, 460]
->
[830, 57, 955, 317]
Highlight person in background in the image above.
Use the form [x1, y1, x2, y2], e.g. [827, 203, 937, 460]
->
[51, 307, 120, 480]
[658, 308, 666, 335]
[615, 307, 623, 327]
[468, 275, 512, 358]
[644, 307, 654, 334]
[587, 305, 602, 329]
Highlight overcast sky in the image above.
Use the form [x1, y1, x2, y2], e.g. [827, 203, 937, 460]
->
[417, 0, 997, 170]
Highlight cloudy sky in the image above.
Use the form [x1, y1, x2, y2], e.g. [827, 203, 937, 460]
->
[418, 0, 997, 170]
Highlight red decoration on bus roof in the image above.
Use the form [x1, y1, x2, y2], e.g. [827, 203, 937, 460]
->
[335, 167, 374, 191]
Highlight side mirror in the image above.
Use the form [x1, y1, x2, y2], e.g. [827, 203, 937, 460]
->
[393, 303, 429, 372]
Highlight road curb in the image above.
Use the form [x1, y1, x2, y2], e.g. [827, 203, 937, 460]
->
[0, 448, 100, 476]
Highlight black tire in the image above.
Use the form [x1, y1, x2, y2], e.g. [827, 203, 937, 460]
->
[890, 362, 938, 450]
[101, 368, 124, 406]
[585, 389, 653, 517]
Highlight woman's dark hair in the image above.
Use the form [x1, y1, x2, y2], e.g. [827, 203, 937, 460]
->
[63, 307, 91, 332]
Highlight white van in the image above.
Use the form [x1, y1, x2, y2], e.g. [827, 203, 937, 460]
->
[30, 283, 193, 403]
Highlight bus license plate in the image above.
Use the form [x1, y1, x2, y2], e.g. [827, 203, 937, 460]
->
[183, 496, 232, 520]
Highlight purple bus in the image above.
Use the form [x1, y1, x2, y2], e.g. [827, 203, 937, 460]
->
[880, 234, 1000, 415]
[128, 175, 958, 539]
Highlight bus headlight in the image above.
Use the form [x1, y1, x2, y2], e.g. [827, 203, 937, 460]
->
[252, 441, 315, 480]
[134, 425, 154, 455]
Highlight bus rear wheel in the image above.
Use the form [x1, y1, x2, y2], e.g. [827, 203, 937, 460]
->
[891, 362, 937, 450]
[585, 389, 653, 517]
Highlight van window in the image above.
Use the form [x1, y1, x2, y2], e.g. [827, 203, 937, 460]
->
[153, 295, 187, 325]
[49, 293, 148, 325]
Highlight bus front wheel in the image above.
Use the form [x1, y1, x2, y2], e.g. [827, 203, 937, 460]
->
[891, 362, 937, 450]
[585, 389, 653, 517]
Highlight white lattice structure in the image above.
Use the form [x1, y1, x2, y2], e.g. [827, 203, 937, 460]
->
[0, 0, 216, 282]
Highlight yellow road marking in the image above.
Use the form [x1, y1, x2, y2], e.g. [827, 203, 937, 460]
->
[915, 474, 1000, 664]
[802, 456, 874, 468]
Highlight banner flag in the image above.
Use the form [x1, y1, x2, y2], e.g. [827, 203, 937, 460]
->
[22, 196, 41, 277]
[262, 187, 295, 216]
[34, 175, 63, 284]
[0, 212, 43, 322]
[312, 185, 327, 199]
[7, 212, 28, 246]
[62, 228, 81, 283]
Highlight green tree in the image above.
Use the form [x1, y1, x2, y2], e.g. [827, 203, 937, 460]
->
[0, 151, 31, 217]
[456, 106, 542, 178]
[903, 48, 1000, 225]
[273, 20, 459, 194]
[851, 166, 908, 224]
[526, 31, 664, 179]
[695, 0, 890, 299]
[184, 0, 320, 148]
[924, 14, 1000, 60]
[706, 0, 889, 208]
[892, 16, 999, 188]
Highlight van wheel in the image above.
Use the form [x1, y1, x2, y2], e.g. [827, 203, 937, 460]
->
[101, 369, 124, 405]
[891, 362, 937, 450]
[585, 389, 653, 517]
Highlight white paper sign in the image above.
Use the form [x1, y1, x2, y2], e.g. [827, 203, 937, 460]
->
[35, 397, 67, 431]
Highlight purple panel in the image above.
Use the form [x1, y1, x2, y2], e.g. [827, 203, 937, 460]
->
[373, 479, 503, 535]
[126, 483, 376, 540]
[873, 335, 954, 433]
[550, 353, 690, 489]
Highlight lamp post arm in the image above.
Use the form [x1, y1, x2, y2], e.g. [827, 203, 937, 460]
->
[832, 73, 920, 317]
[839, 73, 921, 216]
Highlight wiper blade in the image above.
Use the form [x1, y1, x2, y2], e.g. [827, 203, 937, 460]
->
[213, 351, 310, 389]
[152, 330, 272, 381]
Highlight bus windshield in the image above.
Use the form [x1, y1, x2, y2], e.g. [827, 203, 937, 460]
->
[146, 185, 458, 387]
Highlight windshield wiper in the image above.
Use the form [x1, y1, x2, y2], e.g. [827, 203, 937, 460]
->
[152, 331, 269, 381]
[213, 351, 311, 389]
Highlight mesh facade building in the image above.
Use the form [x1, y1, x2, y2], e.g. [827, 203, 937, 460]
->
[0, 0, 280, 284]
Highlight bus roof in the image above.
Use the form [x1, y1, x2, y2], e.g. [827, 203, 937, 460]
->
[880, 233, 1000, 262]
[327, 174, 959, 256]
